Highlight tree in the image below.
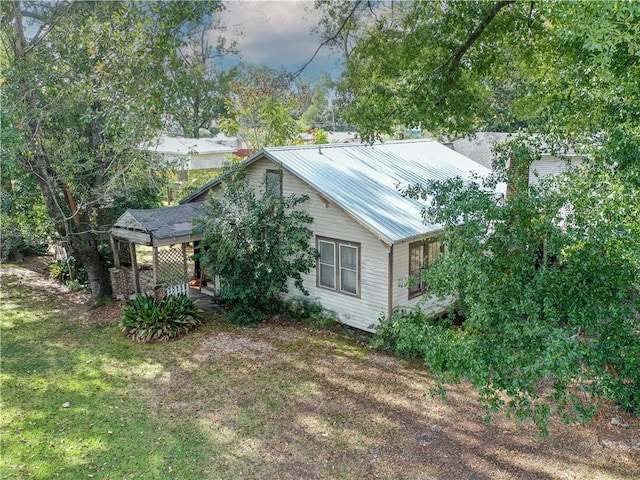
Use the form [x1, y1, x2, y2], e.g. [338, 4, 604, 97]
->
[1, 1, 217, 304]
[218, 65, 308, 151]
[162, 3, 237, 138]
[301, 72, 333, 131]
[326, 0, 640, 426]
[194, 168, 317, 325]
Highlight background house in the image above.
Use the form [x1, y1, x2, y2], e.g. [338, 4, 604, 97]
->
[448, 132, 583, 186]
[140, 135, 237, 173]
[182, 139, 503, 332]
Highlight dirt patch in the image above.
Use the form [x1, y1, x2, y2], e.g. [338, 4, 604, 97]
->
[180, 318, 639, 479]
[3, 262, 639, 479]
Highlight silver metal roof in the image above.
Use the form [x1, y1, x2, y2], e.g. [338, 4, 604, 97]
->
[262, 139, 500, 245]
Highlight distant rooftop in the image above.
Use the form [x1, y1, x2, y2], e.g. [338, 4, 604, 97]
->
[139, 135, 236, 156]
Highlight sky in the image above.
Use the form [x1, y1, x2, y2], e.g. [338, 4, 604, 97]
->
[217, 0, 343, 81]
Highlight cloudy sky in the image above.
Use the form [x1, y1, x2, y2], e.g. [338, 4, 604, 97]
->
[218, 0, 343, 80]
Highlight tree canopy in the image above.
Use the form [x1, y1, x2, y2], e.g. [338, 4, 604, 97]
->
[326, 0, 640, 426]
[218, 65, 309, 151]
[1, 1, 224, 302]
[330, 0, 639, 141]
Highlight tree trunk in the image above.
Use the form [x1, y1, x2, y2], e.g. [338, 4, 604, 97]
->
[73, 234, 112, 304]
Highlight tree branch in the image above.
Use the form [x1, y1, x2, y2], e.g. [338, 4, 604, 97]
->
[286, 0, 363, 82]
[444, 0, 516, 87]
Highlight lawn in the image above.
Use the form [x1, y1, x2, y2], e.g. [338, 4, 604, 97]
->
[1, 260, 638, 480]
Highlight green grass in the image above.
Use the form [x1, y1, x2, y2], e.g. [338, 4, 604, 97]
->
[0, 273, 242, 479]
[0, 267, 379, 480]
[2, 264, 638, 480]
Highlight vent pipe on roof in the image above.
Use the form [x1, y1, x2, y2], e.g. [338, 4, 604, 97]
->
[318, 146, 322, 154]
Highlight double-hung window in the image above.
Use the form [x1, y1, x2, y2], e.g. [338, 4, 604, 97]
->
[408, 236, 443, 299]
[317, 237, 360, 296]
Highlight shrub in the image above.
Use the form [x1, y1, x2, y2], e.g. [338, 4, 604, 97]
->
[0, 225, 48, 262]
[49, 258, 89, 290]
[195, 168, 317, 326]
[275, 298, 338, 328]
[120, 293, 202, 343]
[372, 307, 436, 359]
[49, 260, 71, 283]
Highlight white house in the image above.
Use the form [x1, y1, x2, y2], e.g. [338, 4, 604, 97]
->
[181, 139, 503, 332]
[140, 135, 236, 171]
[448, 132, 583, 186]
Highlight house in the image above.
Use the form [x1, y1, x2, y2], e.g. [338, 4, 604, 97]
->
[181, 139, 503, 332]
[448, 132, 583, 186]
[139, 135, 237, 172]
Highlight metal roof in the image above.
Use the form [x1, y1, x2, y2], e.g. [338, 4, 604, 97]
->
[262, 140, 498, 244]
[113, 202, 204, 241]
[139, 135, 236, 156]
[182, 139, 501, 245]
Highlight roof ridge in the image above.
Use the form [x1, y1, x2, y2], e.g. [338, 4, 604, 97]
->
[264, 138, 434, 152]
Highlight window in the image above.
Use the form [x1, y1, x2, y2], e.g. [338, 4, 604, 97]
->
[317, 237, 360, 296]
[408, 236, 443, 299]
[265, 169, 283, 198]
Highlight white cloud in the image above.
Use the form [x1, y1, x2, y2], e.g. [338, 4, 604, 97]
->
[218, 0, 337, 74]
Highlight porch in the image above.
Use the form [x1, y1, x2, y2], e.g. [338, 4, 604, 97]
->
[109, 202, 219, 307]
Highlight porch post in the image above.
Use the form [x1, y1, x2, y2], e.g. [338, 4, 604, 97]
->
[193, 241, 201, 280]
[181, 243, 188, 281]
[152, 246, 158, 287]
[110, 235, 120, 268]
[129, 242, 141, 293]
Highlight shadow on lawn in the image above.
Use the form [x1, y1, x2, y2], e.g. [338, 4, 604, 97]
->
[2, 265, 638, 479]
[1, 271, 247, 479]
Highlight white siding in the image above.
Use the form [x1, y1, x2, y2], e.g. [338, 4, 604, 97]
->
[390, 238, 454, 321]
[189, 153, 229, 170]
[529, 155, 582, 185]
[246, 158, 391, 332]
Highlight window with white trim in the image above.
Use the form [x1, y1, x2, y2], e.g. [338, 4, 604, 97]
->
[317, 237, 360, 296]
[408, 236, 443, 299]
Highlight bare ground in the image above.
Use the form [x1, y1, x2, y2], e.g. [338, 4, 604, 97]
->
[2, 257, 638, 479]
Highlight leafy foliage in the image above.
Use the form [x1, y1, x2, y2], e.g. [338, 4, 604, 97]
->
[325, 0, 640, 428]
[0, 160, 51, 262]
[160, 1, 237, 138]
[1, 1, 214, 303]
[120, 293, 202, 343]
[392, 140, 640, 428]
[219, 66, 308, 150]
[195, 169, 318, 325]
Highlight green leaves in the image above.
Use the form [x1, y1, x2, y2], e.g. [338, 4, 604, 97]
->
[194, 169, 318, 325]
[219, 67, 308, 150]
[380, 135, 640, 429]
[120, 293, 202, 343]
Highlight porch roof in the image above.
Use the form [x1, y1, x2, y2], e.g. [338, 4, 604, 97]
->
[110, 202, 205, 247]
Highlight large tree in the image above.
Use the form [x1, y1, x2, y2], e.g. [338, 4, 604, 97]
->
[327, 0, 640, 425]
[1, 1, 219, 304]
[162, 3, 237, 138]
[218, 65, 308, 151]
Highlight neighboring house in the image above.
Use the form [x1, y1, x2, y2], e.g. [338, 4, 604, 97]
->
[448, 132, 583, 186]
[140, 135, 237, 171]
[299, 131, 360, 144]
[181, 139, 502, 332]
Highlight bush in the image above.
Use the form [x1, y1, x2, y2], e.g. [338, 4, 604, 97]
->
[120, 293, 202, 343]
[49, 258, 89, 291]
[275, 298, 338, 328]
[49, 260, 71, 283]
[372, 307, 439, 359]
[195, 169, 317, 326]
[0, 225, 48, 262]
